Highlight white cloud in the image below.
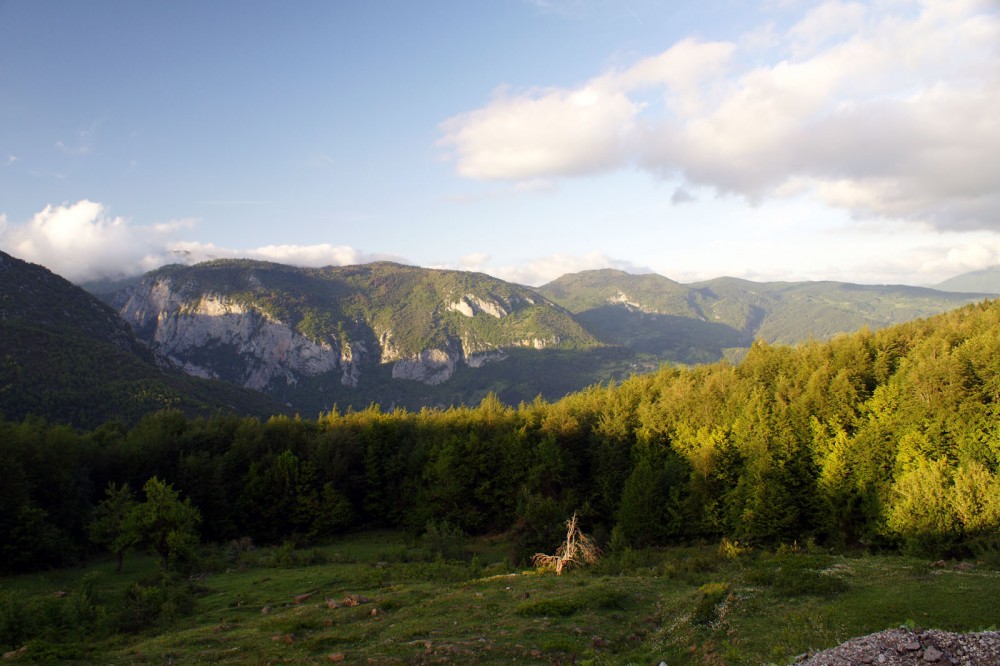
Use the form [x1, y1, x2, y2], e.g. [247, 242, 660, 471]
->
[0, 201, 403, 283]
[0, 201, 173, 282]
[439, 84, 640, 180]
[787, 0, 867, 56]
[460, 252, 652, 286]
[458, 252, 491, 270]
[441, 0, 1000, 232]
[244, 244, 401, 267]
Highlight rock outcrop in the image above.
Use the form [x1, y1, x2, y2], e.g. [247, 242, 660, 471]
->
[116, 278, 355, 390]
[107, 260, 599, 410]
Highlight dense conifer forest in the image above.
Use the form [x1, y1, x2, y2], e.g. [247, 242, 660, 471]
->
[3, 299, 999, 574]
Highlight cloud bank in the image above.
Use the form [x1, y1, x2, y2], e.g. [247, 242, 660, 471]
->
[443, 252, 653, 286]
[0, 201, 401, 283]
[441, 0, 1000, 230]
[3, 200, 999, 289]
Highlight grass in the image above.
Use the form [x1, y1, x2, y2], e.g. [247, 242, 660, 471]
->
[2, 534, 999, 664]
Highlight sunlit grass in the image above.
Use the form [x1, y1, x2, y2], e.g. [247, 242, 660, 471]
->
[2, 534, 998, 665]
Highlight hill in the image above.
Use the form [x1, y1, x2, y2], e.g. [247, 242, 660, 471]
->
[538, 269, 988, 363]
[105, 261, 992, 412]
[933, 265, 1000, 294]
[111, 260, 610, 413]
[0, 251, 284, 427]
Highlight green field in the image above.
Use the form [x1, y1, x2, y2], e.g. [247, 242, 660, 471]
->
[2, 532, 998, 665]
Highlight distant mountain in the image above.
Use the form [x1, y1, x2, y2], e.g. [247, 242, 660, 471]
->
[111, 260, 609, 412]
[101, 260, 994, 413]
[0, 251, 284, 427]
[538, 269, 990, 364]
[933, 266, 1000, 294]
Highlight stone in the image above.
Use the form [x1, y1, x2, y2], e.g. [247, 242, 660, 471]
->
[342, 593, 370, 607]
[923, 646, 944, 662]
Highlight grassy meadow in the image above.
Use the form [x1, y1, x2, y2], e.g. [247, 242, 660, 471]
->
[2, 532, 998, 665]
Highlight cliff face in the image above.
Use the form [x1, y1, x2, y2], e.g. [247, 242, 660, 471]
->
[117, 278, 359, 389]
[112, 261, 598, 400]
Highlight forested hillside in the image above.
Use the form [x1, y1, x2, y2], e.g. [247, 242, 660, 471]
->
[4, 299, 999, 573]
[539, 269, 987, 364]
[0, 251, 285, 427]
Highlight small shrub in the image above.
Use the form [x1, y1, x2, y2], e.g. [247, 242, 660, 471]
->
[692, 582, 731, 625]
[268, 541, 329, 568]
[592, 589, 630, 611]
[969, 531, 1000, 568]
[421, 520, 467, 561]
[719, 537, 749, 561]
[772, 568, 849, 598]
[115, 583, 165, 633]
[112, 576, 197, 633]
[0, 587, 29, 650]
[224, 536, 256, 567]
[749, 557, 849, 598]
[517, 596, 583, 617]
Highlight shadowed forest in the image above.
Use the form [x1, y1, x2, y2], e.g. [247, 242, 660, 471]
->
[5, 299, 1000, 576]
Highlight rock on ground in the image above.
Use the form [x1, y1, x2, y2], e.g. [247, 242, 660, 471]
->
[796, 628, 1000, 665]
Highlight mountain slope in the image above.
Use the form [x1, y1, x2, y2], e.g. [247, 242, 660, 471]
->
[0, 251, 284, 427]
[933, 266, 1000, 294]
[112, 260, 604, 412]
[539, 269, 989, 363]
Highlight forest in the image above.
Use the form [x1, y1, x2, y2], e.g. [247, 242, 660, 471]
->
[3, 299, 1000, 575]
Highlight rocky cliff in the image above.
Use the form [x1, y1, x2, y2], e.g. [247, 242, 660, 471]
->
[112, 261, 599, 407]
[117, 282, 354, 389]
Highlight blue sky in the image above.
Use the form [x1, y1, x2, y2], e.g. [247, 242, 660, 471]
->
[2, 0, 998, 286]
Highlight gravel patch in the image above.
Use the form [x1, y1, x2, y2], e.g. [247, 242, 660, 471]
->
[795, 628, 1000, 665]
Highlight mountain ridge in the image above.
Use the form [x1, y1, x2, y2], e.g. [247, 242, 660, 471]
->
[111, 260, 605, 412]
[101, 259, 993, 414]
[0, 251, 286, 427]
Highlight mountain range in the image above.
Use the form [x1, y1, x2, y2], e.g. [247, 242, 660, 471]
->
[103, 259, 988, 415]
[2, 250, 993, 424]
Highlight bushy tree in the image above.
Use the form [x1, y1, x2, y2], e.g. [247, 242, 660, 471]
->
[130, 477, 201, 570]
[89, 482, 138, 572]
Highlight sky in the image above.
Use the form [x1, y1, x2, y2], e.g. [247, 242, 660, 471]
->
[1, 0, 998, 287]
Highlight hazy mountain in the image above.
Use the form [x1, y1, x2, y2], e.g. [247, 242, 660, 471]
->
[110, 260, 610, 413]
[538, 269, 989, 363]
[0, 251, 285, 427]
[933, 266, 1000, 294]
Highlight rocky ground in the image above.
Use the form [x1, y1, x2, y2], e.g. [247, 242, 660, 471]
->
[796, 628, 1000, 665]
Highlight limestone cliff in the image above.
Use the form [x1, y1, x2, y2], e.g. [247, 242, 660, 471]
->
[112, 261, 599, 400]
[116, 277, 359, 390]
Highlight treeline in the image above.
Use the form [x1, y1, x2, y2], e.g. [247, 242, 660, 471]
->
[3, 300, 1000, 573]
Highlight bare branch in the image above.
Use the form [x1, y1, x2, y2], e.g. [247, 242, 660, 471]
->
[532, 512, 601, 575]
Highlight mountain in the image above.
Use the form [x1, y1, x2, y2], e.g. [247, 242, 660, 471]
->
[111, 260, 610, 412]
[0, 251, 284, 427]
[104, 260, 993, 414]
[933, 266, 1000, 294]
[537, 269, 990, 364]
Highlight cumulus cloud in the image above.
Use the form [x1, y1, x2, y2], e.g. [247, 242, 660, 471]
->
[0, 201, 401, 283]
[439, 84, 640, 180]
[441, 0, 1000, 231]
[0, 201, 176, 282]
